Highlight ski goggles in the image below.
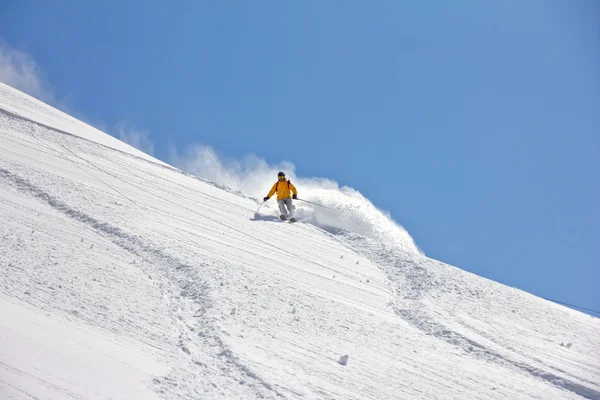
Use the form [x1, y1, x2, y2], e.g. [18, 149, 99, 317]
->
[278, 176, 286, 180]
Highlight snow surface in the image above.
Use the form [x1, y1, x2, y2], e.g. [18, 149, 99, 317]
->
[1, 81, 599, 399]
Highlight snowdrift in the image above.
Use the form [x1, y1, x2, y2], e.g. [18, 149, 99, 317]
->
[1, 82, 599, 399]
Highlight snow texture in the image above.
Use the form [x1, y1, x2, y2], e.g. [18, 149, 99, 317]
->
[1, 82, 599, 399]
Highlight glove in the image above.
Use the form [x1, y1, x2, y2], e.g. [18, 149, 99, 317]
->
[292, 194, 297, 200]
[263, 196, 270, 201]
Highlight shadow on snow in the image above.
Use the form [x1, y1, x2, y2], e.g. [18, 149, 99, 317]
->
[249, 213, 281, 222]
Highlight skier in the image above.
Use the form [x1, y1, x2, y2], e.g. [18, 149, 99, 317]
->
[263, 172, 298, 221]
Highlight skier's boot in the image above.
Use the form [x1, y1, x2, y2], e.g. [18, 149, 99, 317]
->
[280, 215, 287, 221]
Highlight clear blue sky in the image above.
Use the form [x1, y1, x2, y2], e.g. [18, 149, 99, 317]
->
[1, 1, 598, 313]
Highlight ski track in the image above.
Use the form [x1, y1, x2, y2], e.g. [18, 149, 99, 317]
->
[1, 85, 600, 400]
[0, 165, 281, 399]
[341, 233, 600, 400]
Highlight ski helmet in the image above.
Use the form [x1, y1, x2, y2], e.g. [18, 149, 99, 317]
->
[278, 171, 285, 177]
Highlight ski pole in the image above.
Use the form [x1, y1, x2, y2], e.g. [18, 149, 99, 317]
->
[297, 198, 332, 210]
[256, 201, 265, 214]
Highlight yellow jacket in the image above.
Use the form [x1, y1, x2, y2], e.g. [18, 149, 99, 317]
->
[267, 180, 298, 200]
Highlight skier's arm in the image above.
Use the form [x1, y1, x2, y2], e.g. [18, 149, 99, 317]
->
[266, 183, 278, 198]
[290, 182, 298, 198]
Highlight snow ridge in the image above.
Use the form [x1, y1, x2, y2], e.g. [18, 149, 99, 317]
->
[0, 82, 166, 166]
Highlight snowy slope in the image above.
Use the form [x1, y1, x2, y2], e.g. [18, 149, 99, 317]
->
[1, 82, 599, 399]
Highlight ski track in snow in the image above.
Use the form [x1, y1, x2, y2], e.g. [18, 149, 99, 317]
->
[1, 83, 600, 399]
[342, 233, 600, 399]
[0, 164, 280, 398]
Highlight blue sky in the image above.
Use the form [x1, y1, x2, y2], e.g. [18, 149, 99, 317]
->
[1, 0, 598, 313]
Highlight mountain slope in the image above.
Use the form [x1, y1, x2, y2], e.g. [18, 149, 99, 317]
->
[1, 82, 599, 399]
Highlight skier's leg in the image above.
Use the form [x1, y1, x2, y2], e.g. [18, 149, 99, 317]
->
[277, 199, 288, 219]
[284, 198, 294, 216]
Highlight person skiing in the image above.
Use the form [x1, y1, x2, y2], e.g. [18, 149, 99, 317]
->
[263, 172, 298, 220]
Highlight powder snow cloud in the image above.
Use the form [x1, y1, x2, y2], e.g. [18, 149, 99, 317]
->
[0, 38, 55, 104]
[116, 120, 156, 156]
[170, 144, 422, 254]
[0, 39, 156, 156]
